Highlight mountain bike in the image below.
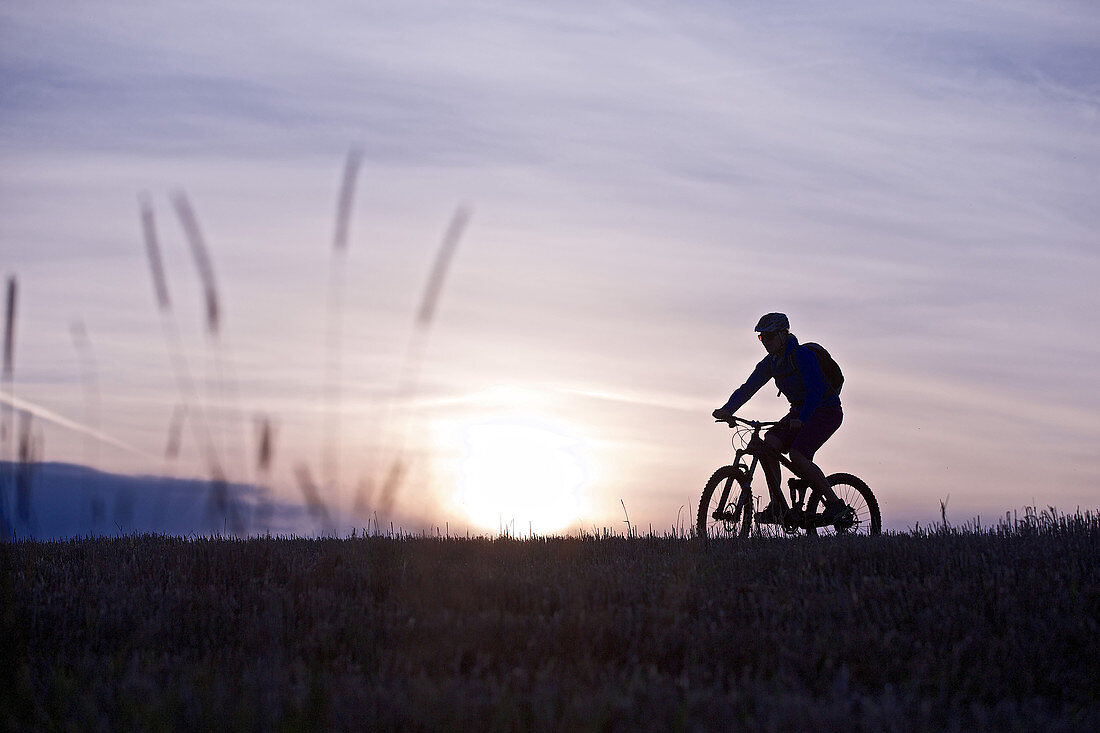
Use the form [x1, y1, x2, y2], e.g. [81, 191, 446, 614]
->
[697, 415, 881, 538]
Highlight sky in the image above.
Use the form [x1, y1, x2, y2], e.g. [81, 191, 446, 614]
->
[1, 0, 1098, 537]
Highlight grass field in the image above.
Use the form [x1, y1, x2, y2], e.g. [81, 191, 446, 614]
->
[5, 511, 1099, 731]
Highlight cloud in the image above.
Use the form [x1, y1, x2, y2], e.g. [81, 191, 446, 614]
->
[0, 389, 149, 456]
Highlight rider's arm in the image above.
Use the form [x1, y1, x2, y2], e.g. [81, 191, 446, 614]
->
[719, 359, 771, 414]
[795, 346, 826, 422]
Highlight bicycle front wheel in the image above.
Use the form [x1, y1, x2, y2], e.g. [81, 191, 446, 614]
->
[806, 472, 881, 537]
[697, 465, 752, 539]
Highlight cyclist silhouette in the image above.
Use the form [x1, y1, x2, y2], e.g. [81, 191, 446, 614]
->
[712, 313, 849, 525]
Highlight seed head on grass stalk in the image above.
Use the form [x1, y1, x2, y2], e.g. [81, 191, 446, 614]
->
[253, 415, 276, 532]
[141, 200, 171, 313]
[256, 415, 275, 474]
[332, 148, 363, 256]
[171, 192, 220, 337]
[3, 276, 17, 380]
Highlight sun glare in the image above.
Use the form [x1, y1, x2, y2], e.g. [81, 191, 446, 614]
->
[446, 418, 590, 534]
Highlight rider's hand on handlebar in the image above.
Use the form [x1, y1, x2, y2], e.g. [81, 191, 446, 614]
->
[712, 408, 733, 421]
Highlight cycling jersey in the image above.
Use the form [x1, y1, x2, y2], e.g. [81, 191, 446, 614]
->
[719, 334, 842, 422]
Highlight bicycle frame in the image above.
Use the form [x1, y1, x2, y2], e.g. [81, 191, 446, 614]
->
[714, 416, 819, 532]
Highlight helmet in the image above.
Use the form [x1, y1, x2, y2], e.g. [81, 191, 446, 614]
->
[755, 312, 789, 333]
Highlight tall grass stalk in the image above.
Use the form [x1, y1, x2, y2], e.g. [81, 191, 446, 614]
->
[142, 196, 234, 531]
[151, 403, 188, 530]
[294, 462, 334, 533]
[1, 275, 17, 536]
[69, 320, 103, 527]
[322, 149, 363, 501]
[252, 414, 276, 532]
[172, 191, 254, 533]
[378, 205, 472, 504]
[15, 411, 39, 530]
[170, 193, 220, 337]
[620, 498, 633, 538]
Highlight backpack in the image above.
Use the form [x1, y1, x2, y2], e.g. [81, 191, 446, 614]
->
[800, 342, 844, 395]
[776, 342, 844, 396]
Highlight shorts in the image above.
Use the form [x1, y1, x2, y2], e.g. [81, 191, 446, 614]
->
[765, 406, 843, 461]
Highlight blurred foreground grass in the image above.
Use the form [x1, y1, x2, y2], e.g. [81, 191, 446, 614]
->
[4, 512, 1099, 731]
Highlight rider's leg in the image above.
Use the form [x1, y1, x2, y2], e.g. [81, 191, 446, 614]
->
[761, 433, 786, 506]
[788, 406, 844, 506]
[788, 449, 840, 504]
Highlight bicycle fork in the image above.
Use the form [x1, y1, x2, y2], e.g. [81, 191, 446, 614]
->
[713, 474, 746, 522]
[716, 452, 758, 522]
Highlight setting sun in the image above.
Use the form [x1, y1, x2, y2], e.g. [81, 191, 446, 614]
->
[443, 417, 591, 534]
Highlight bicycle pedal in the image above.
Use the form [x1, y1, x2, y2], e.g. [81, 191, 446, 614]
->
[754, 508, 785, 524]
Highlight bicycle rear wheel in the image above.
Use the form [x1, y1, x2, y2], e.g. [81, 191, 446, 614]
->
[806, 472, 881, 536]
[697, 465, 752, 539]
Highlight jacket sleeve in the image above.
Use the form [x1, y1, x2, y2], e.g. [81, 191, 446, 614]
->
[795, 346, 825, 422]
[720, 359, 771, 414]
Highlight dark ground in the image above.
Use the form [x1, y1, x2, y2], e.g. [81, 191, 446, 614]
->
[4, 514, 1099, 731]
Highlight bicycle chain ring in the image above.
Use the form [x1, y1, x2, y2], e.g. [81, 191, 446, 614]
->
[711, 504, 739, 532]
[833, 508, 857, 533]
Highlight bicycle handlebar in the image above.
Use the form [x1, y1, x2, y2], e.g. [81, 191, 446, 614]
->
[714, 415, 782, 429]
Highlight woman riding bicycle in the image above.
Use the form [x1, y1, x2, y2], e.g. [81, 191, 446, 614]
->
[712, 312, 849, 526]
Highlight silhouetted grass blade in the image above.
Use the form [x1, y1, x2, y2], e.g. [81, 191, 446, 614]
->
[1, 275, 16, 536]
[139, 195, 171, 311]
[323, 148, 364, 494]
[171, 192, 221, 336]
[416, 204, 472, 328]
[332, 148, 363, 253]
[164, 405, 186, 460]
[3, 276, 16, 380]
[375, 205, 472, 507]
[295, 463, 334, 532]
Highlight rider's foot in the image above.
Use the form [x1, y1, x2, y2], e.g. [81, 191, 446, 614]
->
[754, 502, 784, 524]
[819, 499, 852, 526]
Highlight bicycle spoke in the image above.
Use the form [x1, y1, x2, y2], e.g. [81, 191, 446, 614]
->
[808, 473, 881, 537]
[697, 466, 752, 539]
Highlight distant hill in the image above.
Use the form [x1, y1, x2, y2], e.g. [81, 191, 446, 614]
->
[0, 461, 321, 539]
